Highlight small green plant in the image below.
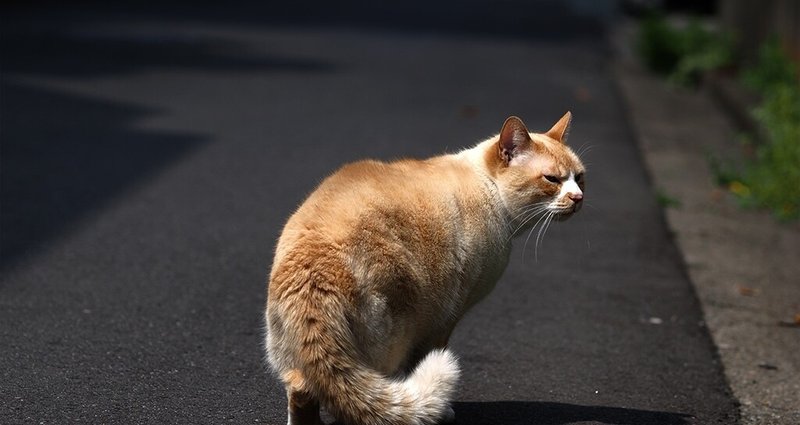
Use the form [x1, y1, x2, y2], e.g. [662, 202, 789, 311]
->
[638, 14, 683, 75]
[656, 189, 682, 209]
[734, 87, 800, 220]
[730, 40, 800, 221]
[670, 22, 734, 86]
[742, 38, 798, 91]
[637, 15, 733, 86]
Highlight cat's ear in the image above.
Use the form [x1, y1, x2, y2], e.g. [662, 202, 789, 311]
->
[498, 116, 532, 165]
[545, 111, 572, 144]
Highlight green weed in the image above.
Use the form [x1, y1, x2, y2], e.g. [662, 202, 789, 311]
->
[736, 83, 800, 220]
[637, 15, 733, 87]
[656, 189, 682, 209]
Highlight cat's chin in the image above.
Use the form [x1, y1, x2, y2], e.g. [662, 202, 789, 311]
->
[551, 203, 582, 221]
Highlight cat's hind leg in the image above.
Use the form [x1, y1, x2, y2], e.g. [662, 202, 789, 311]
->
[284, 370, 323, 425]
[441, 405, 456, 423]
[287, 389, 322, 425]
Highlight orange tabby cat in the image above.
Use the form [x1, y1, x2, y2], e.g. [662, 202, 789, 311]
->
[266, 113, 585, 425]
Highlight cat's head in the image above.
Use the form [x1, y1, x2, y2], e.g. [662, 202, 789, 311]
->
[485, 112, 585, 226]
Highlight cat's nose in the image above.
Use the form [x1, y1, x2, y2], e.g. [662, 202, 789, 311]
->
[569, 192, 583, 203]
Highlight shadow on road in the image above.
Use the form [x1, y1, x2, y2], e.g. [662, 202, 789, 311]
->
[326, 400, 692, 425]
[0, 81, 207, 271]
[453, 400, 693, 425]
[0, 0, 608, 270]
[4, 1, 608, 43]
[0, 15, 336, 271]
[0, 28, 335, 79]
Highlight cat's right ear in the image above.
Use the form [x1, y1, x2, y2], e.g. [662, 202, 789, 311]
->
[498, 116, 531, 165]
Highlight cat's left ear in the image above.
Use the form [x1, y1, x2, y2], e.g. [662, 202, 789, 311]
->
[545, 111, 572, 144]
[498, 116, 532, 165]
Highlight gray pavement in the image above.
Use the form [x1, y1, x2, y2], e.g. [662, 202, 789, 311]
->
[2, 2, 738, 424]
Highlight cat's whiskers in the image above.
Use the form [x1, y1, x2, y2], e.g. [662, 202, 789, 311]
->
[507, 203, 550, 240]
[576, 141, 596, 158]
[508, 202, 549, 224]
[520, 209, 553, 261]
[511, 206, 548, 233]
[535, 211, 556, 261]
[505, 204, 545, 234]
[575, 142, 595, 169]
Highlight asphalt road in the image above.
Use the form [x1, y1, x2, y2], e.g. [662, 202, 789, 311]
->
[1, 2, 738, 424]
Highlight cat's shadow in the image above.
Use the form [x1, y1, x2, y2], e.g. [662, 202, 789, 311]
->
[328, 400, 693, 425]
[452, 401, 692, 425]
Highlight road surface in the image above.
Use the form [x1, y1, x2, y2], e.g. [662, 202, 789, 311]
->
[1, 2, 738, 423]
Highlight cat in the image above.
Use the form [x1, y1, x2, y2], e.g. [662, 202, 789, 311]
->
[265, 112, 585, 425]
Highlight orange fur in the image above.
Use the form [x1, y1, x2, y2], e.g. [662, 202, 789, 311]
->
[266, 113, 585, 425]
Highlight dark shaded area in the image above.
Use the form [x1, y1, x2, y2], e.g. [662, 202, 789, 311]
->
[0, 0, 604, 269]
[0, 82, 205, 269]
[0, 29, 335, 78]
[184, 0, 606, 40]
[328, 401, 693, 425]
[0, 6, 337, 269]
[662, 0, 717, 15]
[453, 401, 693, 425]
[2, 0, 608, 44]
[622, 0, 717, 16]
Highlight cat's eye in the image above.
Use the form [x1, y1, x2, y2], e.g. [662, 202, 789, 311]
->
[544, 175, 560, 184]
[575, 173, 584, 182]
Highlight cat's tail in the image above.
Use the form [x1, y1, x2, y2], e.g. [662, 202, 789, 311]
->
[277, 292, 460, 425]
[322, 348, 460, 425]
[308, 324, 459, 424]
